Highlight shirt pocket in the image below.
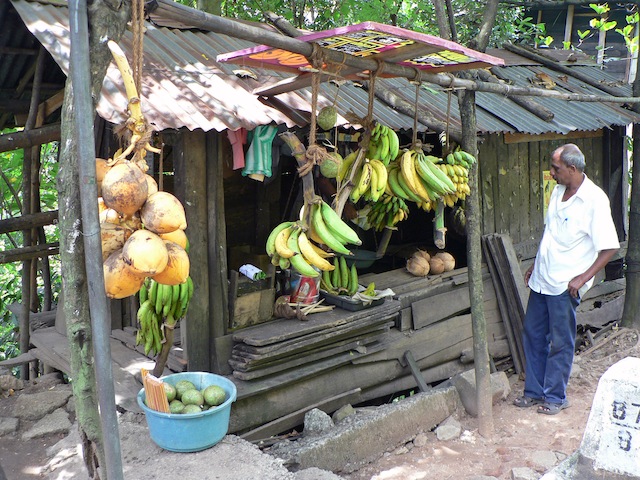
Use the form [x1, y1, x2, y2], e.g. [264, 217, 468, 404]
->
[554, 215, 589, 249]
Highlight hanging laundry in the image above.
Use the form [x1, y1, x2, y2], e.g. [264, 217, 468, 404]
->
[242, 125, 278, 181]
[227, 128, 247, 170]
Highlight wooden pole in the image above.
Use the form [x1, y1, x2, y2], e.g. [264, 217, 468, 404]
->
[0, 124, 61, 153]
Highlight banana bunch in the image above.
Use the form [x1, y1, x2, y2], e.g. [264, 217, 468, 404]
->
[366, 193, 410, 231]
[136, 276, 194, 356]
[321, 256, 359, 296]
[444, 149, 477, 169]
[265, 201, 362, 276]
[366, 122, 400, 166]
[348, 158, 389, 203]
[386, 149, 457, 211]
[433, 162, 471, 207]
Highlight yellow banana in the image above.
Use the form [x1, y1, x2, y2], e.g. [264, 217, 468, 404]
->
[369, 159, 388, 198]
[310, 241, 334, 259]
[287, 227, 320, 278]
[356, 162, 372, 198]
[266, 221, 295, 256]
[274, 225, 296, 258]
[298, 230, 335, 271]
[400, 150, 419, 194]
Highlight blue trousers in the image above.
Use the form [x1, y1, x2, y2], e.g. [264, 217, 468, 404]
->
[522, 290, 580, 404]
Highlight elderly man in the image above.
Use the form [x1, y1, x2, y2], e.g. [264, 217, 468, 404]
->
[514, 143, 620, 415]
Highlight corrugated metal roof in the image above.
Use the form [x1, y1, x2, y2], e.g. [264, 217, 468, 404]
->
[8, 0, 640, 136]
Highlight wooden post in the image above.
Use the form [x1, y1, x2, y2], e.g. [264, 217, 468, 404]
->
[175, 130, 211, 371]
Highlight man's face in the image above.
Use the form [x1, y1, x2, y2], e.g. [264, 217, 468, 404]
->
[550, 154, 575, 186]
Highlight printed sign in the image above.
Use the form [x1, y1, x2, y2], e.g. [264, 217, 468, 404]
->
[218, 22, 504, 74]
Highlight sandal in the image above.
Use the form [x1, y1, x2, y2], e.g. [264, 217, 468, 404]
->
[513, 396, 543, 408]
[537, 400, 570, 415]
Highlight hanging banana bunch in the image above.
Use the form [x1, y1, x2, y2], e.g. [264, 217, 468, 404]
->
[135, 276, 194, 357]
[366, 194, 410, 231]
[264, 201, 362, 278]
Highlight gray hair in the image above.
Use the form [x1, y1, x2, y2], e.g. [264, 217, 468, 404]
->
[553, 143, 585, 172]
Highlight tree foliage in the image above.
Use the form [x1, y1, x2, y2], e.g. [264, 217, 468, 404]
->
[176, 0, 525, 47]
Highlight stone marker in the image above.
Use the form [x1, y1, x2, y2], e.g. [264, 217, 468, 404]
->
[577, 356, 640, 479]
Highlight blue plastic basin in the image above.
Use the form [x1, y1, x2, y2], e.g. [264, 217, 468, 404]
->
[137, 372, 237, 452]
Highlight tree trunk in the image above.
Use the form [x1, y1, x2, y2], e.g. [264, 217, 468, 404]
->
[58, 1, 130, 477]
[621, 54, 640, 329]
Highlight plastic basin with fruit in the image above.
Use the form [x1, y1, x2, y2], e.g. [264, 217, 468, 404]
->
[137, 372, 237, 452]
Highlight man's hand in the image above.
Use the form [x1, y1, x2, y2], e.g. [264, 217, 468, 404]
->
[524, 264, 534, 285]
[568, 274, 587, 298]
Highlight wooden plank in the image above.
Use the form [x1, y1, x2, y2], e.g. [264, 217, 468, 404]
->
[528, 140, 543, 241]
[479, 134, 498, 236]
[516, 142, 529, 244]
[504, 129, 602, 145]
[233, 314, 396, 356]
[240, 388, 362, 442]
[232, 299, 400, 346]
[497, 234, 530, 313]
[230, 330, 389, 380]
[0, 350, 37, 367]
[482, 235, 523, 374]
[232, 339, 388, 382]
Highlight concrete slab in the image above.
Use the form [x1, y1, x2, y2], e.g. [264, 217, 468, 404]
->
[577, 356, 640, 479]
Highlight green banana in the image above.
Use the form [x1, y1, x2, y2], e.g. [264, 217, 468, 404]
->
[386, 128, 399, 164]
[148, 280, 158, 305]
[139, 282, 148, 305]
[347, 263, 359, 296]
[322, 269, 335, 293]
[155, 282, 164, 315]
[319, 201, 361, 246]
[339, 256, 349, 290]
[311, 203, 351, 255]
[331, 257, 341, 289]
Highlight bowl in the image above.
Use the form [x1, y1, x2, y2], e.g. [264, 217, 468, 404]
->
[343, 249, 379, 269]
[137, 372, 237, 452]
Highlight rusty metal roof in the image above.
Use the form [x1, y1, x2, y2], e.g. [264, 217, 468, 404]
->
[6, 0, 640, 136]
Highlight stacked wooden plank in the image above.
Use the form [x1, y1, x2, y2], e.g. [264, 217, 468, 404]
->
[481, 233, 528, 374]
[229, 300, 401, 381]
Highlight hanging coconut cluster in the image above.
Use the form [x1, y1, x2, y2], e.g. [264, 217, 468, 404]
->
[99, 158, 189, 299]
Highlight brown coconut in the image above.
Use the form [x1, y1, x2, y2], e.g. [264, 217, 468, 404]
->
[435, 252, 456, 272]
[414, 249, 431, 263]
[96, 158, 111, 197]
[406, 254, 430, 277]
[429, 256, 445, 275]
[120, 211, 142, 232]
[159, 229, 189, 250]
[144, 174, 158, 197]
[100, 207, 121, 225]
[151, 241, 190, 285]
[103, 249, 146, 299]
[101, 162, 149, 218]
[141, 191, 187, 234]
[122, 229, 169, 276]
[100, 223, 132, 261]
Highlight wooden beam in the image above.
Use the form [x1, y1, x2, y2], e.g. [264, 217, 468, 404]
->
[504, 129, 602, 144]
[0, 243, 59, 264]
[0, 123, 61, 153]
[0, 211, 58, 234]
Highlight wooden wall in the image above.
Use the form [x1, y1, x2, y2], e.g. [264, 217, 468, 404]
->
[478, 131, 608, 251]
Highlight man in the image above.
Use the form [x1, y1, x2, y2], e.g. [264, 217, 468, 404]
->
[514, 144, 620, 415]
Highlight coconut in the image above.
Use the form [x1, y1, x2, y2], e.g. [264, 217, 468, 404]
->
[414, 249, 431, 263]
[96, 158, 111, 182]
[122, 229, 169, 276]
[317, 106, 337, 131]
[100, 223, 132, 261]
[151, 241, 190, 285]
[159, 229, 189, 250]
[141, 191, 187, 234]
[406, 254, 430, 277]
[429, 256, 445, 275]
[120, 212, 142, 232]
[101, 162, 148, 217]
[144, 174, 158, 197]
[319, 151, 343, 179]
[100, 207, 121, 225]
[435, 252, 456, 272]
[103, 249, 147, 299]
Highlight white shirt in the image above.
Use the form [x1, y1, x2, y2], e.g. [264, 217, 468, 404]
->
[528, 174, 620, 297]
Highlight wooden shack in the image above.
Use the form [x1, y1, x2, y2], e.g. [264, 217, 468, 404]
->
[0, 0, 634, 436]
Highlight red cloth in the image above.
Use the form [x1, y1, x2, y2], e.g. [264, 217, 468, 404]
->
[227, 128, 247, 170]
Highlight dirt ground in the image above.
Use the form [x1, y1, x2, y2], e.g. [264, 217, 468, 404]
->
[1, 327, 639, 480]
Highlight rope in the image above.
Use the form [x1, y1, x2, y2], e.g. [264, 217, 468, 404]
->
[131, 0, 144, 96]
[445, 89, 452, 151]
[412, 79, 420, 148]
[300, 44, 330, 177]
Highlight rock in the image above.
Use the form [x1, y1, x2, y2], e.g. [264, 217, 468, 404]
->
[530, 450, 561, 471]
[469, 476, 499, 480]
[570, 362, 582, 378]
[292, 467, 343, 480]
[331, 404, 355, 424]
[0, 375, 24, 392]
[392, 444, 410, 455]
[511, 466, 539, 480]
[26, 372, 64, 391]
[0, 416, 19, 436]
[451, 369, 511, 417]
[303, 408, 334, 436]
[22, 408, 71, 440]
[13, 389, 73, 421]
[413, 432, 429, 447]
[435, 416, 461, 441]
